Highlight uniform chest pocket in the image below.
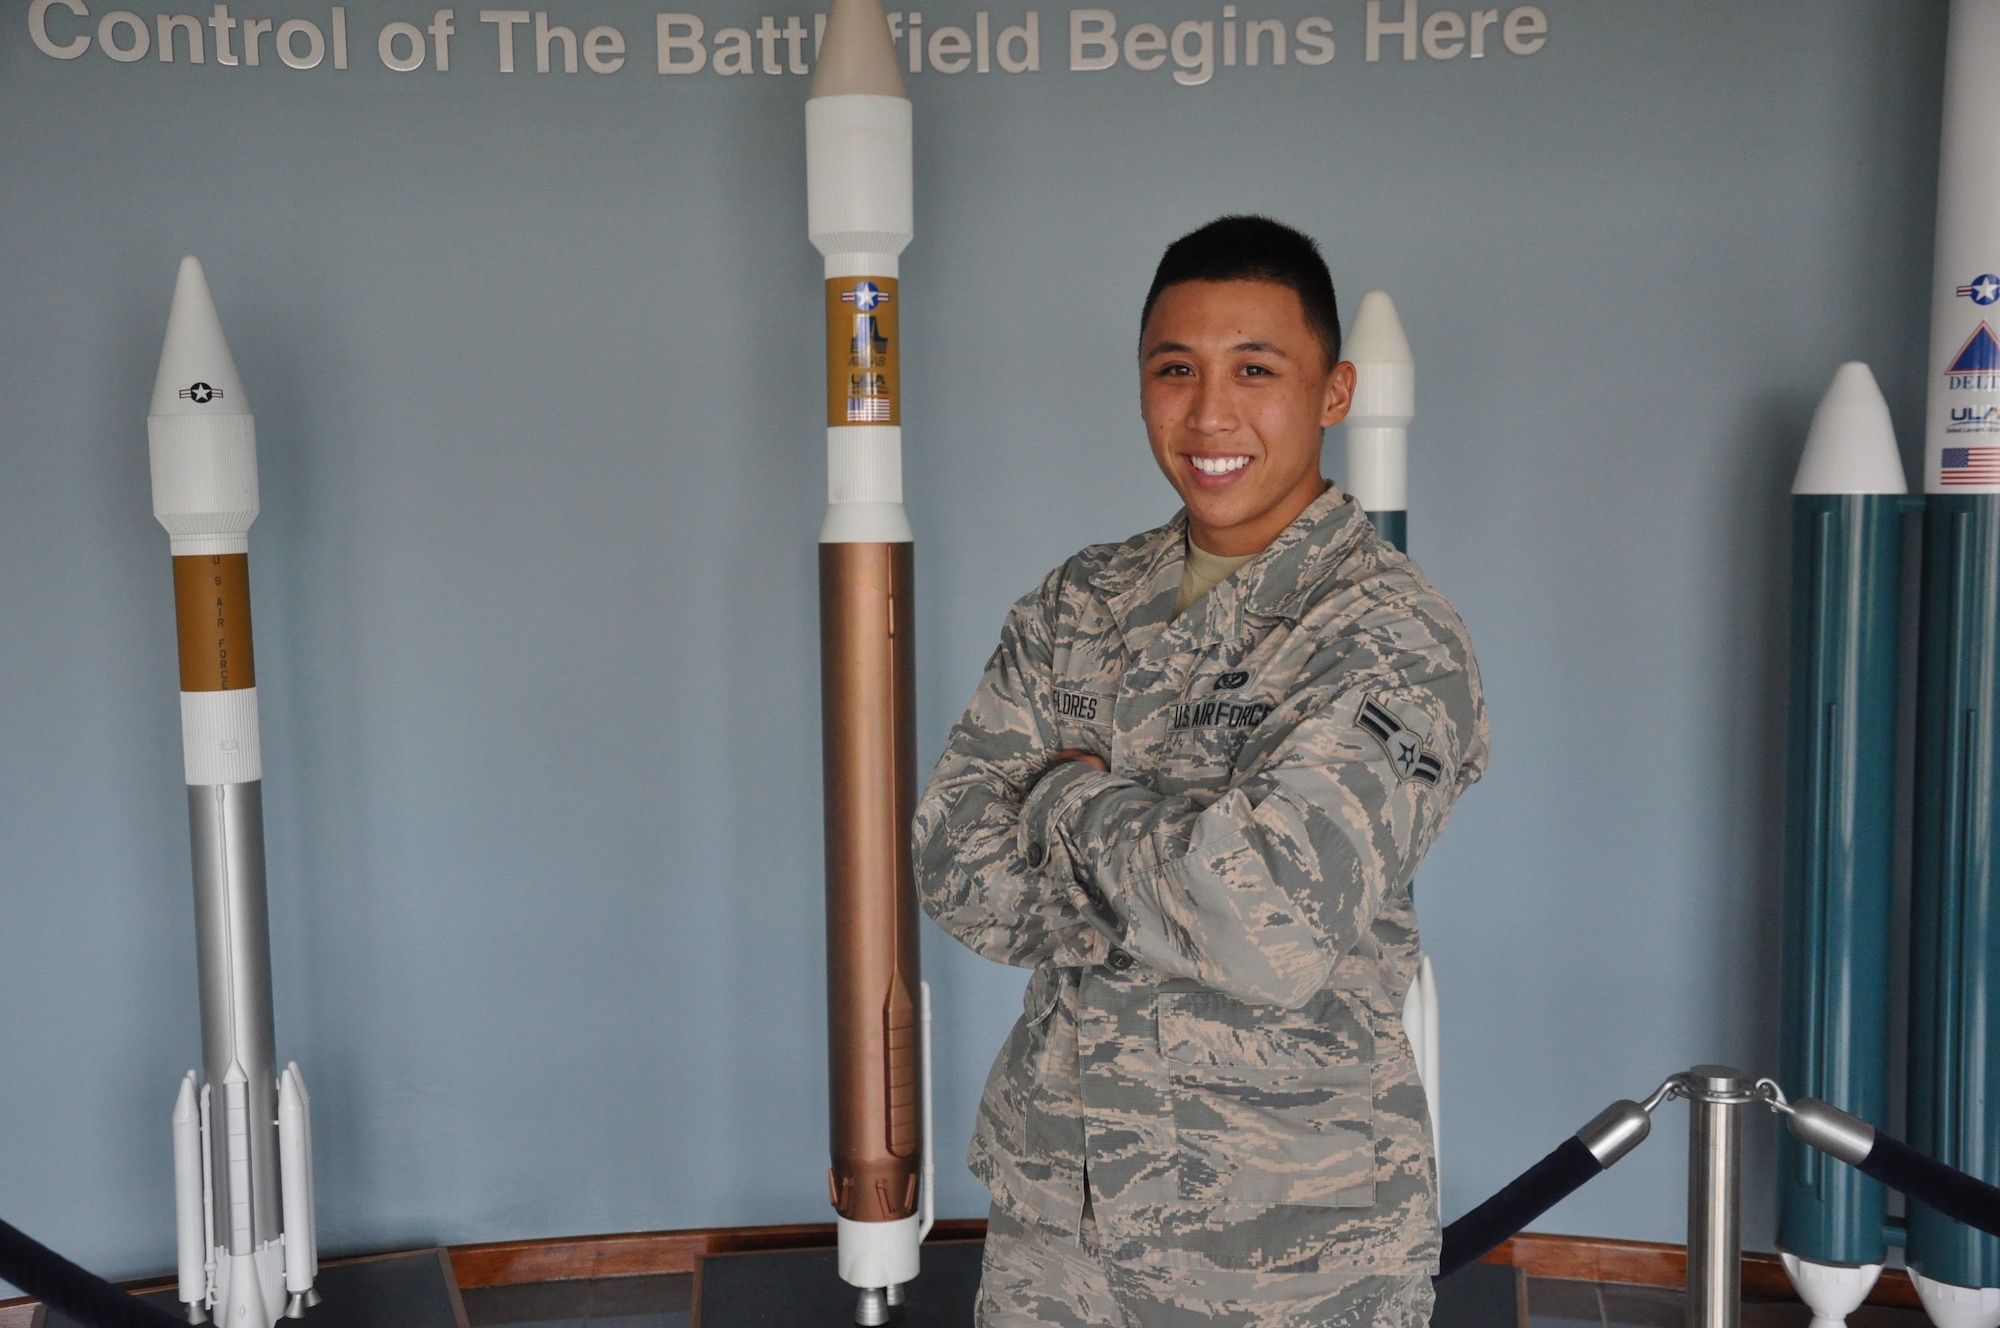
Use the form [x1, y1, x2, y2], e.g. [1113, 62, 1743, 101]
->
[1157, 989, 1377, 1209]
[1048, 685, 1112, 753]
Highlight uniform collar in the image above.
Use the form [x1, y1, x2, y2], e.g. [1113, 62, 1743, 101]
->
[1092, 483, 1371, 646]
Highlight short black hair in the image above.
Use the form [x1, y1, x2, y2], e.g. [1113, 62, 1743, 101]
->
[1140, 215, 1342, 368]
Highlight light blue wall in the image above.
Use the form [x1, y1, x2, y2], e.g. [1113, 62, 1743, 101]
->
[0, 0, 1949, 1290]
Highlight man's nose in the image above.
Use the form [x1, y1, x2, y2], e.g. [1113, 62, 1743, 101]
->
[1189, 371, 1236, 432]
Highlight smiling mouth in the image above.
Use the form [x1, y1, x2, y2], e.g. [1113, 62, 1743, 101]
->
[1188, 454, 1251, 476]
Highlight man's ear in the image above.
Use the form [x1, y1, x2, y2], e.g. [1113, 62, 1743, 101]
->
[1320, 360, 1357, 428]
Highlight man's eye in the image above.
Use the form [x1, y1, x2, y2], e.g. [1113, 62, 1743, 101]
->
[1158, 363, 1193, 377]
[1241, 364, 1271, 376]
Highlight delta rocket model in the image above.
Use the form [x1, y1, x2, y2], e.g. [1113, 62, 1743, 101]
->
[1775, 364, 1906, 1327]
[806, 3, 934, 1323]
[1909, 2, 2000, 1319]
[149, 257, 318, 1328]
[1343, 292, 1441, 1161]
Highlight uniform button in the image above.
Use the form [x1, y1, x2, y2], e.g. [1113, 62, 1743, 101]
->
[1107, 949, 1134, 972]
[1026, 842, 1046, 867]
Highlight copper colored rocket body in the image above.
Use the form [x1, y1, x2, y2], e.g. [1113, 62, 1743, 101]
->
[820, 542, 922, 1224]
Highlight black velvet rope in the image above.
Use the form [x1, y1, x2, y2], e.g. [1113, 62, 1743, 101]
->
[1436, 1135, 1605, 1280]
[1859, 1131, 2000, 1242]
[0, 1216, 185, 1328]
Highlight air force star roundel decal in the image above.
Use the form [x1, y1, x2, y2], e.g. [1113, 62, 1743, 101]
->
[1357, 697, 1445, 786]
[841, 280, 891, 312]
[179, 382, 222, 404]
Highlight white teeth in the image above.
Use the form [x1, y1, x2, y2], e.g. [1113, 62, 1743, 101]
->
[1190, 455, 1251, 475]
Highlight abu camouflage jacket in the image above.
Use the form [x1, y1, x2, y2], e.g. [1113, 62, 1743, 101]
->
[913, 485, 1488, 1274]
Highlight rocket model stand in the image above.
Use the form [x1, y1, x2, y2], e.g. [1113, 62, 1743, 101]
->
[150, 257, 319, 1328]
[1344, 293, 1441, 1164]
[1774, 363, 1906, 1328]
[1909, 4, 2000, 1322]
[807, 3, 934, 1323]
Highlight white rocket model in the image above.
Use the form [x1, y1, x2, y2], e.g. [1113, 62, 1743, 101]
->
[150, 257, 318, 1327]
[1343, 293, 1441, 1166]
[1345, 290, 1414, 550]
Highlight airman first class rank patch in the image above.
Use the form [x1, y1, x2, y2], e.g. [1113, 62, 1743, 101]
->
[1357, 697, 1445, 786]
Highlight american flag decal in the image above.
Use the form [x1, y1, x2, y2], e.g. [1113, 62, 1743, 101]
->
[1942, 446, 2000, 485]
[846, 397, 892, 422]
[1357, 697, 1443, 786]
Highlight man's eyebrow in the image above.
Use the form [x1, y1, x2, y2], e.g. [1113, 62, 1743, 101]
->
[1142, 338, 1292, 358]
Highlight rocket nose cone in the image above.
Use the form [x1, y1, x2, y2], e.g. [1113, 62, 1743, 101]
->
[809, 0, 907, 98]
[150, 256, 251, 418]
[1793, 362, 1906, 495]
[1344, 290, 1413, 366]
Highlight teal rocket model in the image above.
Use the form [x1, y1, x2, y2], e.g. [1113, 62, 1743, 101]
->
[1909, 0, 2000, 1312]
[1777, 364, 1907, 1285]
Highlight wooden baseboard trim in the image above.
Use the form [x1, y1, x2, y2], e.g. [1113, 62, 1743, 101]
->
[1477, 1233, 1922, 1311]
[446, 1219, 988, 1287]
[0, 1225, 1929, 1314]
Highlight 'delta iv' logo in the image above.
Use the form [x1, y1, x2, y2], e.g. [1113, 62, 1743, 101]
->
[178, 382, 223, 404]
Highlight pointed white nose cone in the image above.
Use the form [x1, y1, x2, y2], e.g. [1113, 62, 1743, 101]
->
[1794, 362, 1906, 495]
[151, 256, 251, 419]
[1347, 289, 1414, 369]
[1345, 290, 1414, 429]
[809, 0, 906, 99]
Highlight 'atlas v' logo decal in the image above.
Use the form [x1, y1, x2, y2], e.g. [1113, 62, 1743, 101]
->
[841, 281, 891, 312]
[178, 382, 222, 404]
[1356, 697, 1444, 786]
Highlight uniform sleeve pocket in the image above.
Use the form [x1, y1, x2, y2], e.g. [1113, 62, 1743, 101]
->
[1159, 989, 1377, 1208]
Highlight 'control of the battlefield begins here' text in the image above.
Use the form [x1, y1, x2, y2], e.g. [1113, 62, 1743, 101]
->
[28, 0, 1550, 84]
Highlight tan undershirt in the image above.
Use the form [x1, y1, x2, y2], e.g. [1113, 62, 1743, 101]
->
[1173, 538, 1256, 618]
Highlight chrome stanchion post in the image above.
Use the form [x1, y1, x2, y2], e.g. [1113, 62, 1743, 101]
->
[1683, 1067, 1756, 1328]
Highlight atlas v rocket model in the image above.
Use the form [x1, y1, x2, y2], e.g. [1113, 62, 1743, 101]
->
[1344, 292, 1442, 1160]
[149, 257, 318, 1327]
[806, 2, 934, 1324]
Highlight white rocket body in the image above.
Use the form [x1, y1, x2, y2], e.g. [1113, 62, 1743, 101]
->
[150, 256, 317, 1328]
[1926, 0, 2000, 495]
[1344, 290, 1414, 517]
[809, 89, 913, 547]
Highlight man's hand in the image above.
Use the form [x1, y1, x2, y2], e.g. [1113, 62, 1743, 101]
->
[1051, 749, 1109, 773]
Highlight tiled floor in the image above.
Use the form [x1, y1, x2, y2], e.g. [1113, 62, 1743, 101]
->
[459, 1273, 692, 1328]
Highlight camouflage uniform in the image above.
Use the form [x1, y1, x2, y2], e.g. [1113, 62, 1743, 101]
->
[913, 486, 1488, 1323]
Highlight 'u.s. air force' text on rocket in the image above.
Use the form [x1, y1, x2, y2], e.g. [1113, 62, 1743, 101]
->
[150, 256, 319, 1328]
[807, 1, 934, 1324]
